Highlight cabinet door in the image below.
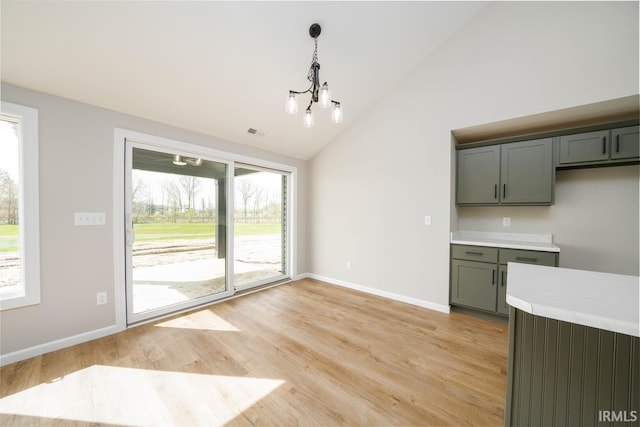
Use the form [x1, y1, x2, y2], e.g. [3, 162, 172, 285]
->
[497, 265, 509, 316]
[451, 259, 497, 312]
[456, 145, 500, 205]
[500, 138, 553, 204]
[558, 130, 609, 165]
[611, 126, 639, 160]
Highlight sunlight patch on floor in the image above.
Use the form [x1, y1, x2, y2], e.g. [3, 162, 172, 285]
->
[0, 365, 284, 426]
[155, 309, 240, 332]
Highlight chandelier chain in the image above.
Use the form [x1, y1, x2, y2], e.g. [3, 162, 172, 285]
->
[307, 38, 318, 83]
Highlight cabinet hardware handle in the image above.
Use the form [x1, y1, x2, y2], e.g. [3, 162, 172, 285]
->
[492, 270, 496, 285]
[516, 256, 538, 262]
[494, 184, 498, 199]
[501, 271, 506, 287]
[465, 251, 483, 256]
[503, 184, 507, 198]
[616, 135, 620, 152]
[602, 136, 607, 154]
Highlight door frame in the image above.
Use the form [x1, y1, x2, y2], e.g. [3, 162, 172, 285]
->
[113, 128, 297, 329]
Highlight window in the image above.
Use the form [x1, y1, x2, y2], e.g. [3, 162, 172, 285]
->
[0, 102, 40, 310]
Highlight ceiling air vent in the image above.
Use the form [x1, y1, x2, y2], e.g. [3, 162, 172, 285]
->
[247, 128, 265, 136]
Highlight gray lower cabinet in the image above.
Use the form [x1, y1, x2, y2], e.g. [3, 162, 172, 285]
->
[497, 265, 509, 316]
[558, 125, 639, 167]
[450, 244, 558, 316]
[456, 138, 553, 206]
[451, 259, 498, 312]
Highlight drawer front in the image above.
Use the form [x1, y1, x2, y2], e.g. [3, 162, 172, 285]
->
[499, 249, 557, 266]
[451, 245, 498, 263]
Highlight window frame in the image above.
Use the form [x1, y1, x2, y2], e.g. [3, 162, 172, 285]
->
[0, 101, 40, 310]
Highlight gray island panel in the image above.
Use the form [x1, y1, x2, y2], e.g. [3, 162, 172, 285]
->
[505, 264, 639, 426]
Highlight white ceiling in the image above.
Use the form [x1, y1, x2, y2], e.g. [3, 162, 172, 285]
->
[1, 1, 486, 160]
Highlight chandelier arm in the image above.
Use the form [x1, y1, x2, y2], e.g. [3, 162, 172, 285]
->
[289, 82, 314, 95]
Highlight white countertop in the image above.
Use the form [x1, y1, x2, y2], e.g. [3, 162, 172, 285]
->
[450, 230, 560, 252]
[507, 263, 639, 337]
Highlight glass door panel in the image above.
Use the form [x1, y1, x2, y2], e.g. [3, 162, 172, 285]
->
[126, 145, 231, 324]
[233, 165, 288, 290]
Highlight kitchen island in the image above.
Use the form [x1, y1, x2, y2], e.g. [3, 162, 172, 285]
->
[504, 263, 639, 426]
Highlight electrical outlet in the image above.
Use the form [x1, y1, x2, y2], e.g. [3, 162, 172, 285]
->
[96, 291, 108, 305]
[424, 215, 432, 226]
[346, 261, 352, 270]
[503, 217, 511, 227]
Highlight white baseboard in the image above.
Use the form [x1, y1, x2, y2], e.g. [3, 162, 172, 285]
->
[303, 273, 450, 314]
[0, 323, 123, 367]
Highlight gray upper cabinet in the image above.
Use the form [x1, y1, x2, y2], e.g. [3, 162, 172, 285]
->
[558, 130, 609, 164]
[456, 145, 500, 205]
[456, 138, 553, 206]
[500, 139, 553, 204]
[558, 125, 639, 167]
[611, 125, 639, 160]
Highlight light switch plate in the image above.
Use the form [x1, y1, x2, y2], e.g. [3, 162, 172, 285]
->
[503, 217, 511, 227]
[75, 212, 106, 226]
[424, 215, 432, 226]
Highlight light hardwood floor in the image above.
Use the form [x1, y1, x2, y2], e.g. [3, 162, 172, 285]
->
[0, 279, 509, 426]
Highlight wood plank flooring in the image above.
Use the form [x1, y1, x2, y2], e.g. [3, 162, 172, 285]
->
[0, 279, 509, 426]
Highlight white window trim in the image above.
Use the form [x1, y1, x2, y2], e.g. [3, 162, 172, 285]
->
[0, 102, 40, 311]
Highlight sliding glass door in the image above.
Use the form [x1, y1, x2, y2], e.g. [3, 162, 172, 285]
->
[233, 165, 288, 290]
[124, 138, 292, 324]
[125, 143, 232, 324]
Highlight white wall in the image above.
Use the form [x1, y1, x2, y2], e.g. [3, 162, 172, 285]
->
[308, 2, 639, 307]
[0, 83, 308, 357]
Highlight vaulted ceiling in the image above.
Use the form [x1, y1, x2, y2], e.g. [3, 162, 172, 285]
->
[1, 1, 486, 160]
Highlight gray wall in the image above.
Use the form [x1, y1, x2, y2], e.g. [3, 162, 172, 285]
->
[0, 83, 308, 356]
[457, 165, 640, 276]
[308, 2, 639, 307]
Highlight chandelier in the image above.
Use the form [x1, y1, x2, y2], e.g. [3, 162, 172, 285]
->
[286, 23, 343, 128]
